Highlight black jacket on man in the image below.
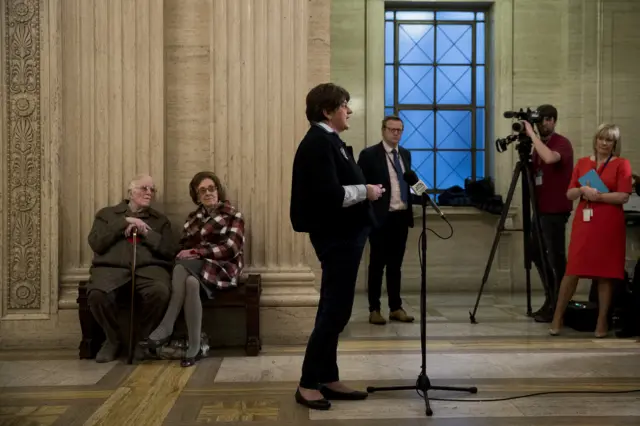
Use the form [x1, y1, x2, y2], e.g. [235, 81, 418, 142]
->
[290, 124, 374, 234]
[357, 142, 414, 228]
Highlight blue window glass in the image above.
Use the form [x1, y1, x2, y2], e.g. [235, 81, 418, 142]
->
[435, 11, 475, 21]
[385, 65, 394, 106]
[436, 151, 472, 189]
[436, 111, 471, 149]
[385, 9, 487, 192]
[477, 65, 485, 106]
[398, 110, 434, 149]
[398, 66, 434, 104]
[436, 66, 471, 104]
[385, 21, 395, 63]
[475, 150, 485, 178]
[476, 108, 485, 149]
[436, 25, 472, 64]
[411, 150, 435, 188]
[398, 24, 434, 64]
[396, 11, 434, 21]
[476, 22, 485, 64]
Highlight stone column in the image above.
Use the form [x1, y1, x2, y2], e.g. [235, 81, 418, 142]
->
[1, 0, 61, 318]
[57, 0, 165, 306]
[164, 0, 321, 312]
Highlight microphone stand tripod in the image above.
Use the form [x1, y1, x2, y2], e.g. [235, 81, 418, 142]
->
[367, 193, 477, 416]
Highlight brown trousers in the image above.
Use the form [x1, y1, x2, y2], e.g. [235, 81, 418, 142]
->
[88, 277, 170, 345]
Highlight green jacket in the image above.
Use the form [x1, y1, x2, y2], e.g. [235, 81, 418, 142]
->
[87, 200, 178, 293]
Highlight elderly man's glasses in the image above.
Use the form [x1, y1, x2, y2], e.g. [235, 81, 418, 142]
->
[198, 185, 217, 195]
[136, 185, 156, 194]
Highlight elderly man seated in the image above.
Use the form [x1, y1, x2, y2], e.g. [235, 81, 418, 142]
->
[87, 174, 177, 362]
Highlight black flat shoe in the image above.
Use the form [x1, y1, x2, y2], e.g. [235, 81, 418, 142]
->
[180, 349, 202, 368]
[295, 389, 331, 410]
[144, 335, 172, 349]
[319, 386, 369, 400]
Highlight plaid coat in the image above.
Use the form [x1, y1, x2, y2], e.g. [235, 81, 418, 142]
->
[180, 201, 245, 290]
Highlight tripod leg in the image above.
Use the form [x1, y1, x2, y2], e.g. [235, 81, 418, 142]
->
[521, 166, 534, 316]
[470, 162, 522, 323]
[416, 372, 433, 416]
[525, 167, 558, 313]
[424, 390, 433, 416]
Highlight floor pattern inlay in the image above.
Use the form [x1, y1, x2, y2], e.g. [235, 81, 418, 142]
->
[0, 293, 639, 426]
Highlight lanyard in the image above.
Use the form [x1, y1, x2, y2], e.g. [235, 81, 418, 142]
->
[597, 154, 613, 176]
[386, 150, 403, 177]
[585, 154, 613, 209]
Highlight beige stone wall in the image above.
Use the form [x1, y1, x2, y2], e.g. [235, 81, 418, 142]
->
[332, 0, 640, 294]
[1, 0, 640, 347]
[0, 0, 331, 347]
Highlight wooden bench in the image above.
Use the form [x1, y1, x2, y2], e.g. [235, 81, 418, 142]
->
[77, 274, 262, 358]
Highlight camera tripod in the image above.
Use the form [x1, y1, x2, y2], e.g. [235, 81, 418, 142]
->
[469, 135, 557, 323]
[367, 193, 478, 416]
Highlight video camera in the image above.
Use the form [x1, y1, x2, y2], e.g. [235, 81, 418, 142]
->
[495, 107, 542, 153]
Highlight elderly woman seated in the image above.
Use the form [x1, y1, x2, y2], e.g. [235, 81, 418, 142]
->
[146, 171, 246, 367]
[87, 174, 177, 363]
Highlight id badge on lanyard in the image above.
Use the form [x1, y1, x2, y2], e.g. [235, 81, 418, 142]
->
[583, 154, 612, 222]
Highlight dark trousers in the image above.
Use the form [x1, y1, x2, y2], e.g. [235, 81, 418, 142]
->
[367, 211, 409, 312]
[530, 213, 569, 307]
[299, 226, 369, 389]
[88, 277, 170, 345]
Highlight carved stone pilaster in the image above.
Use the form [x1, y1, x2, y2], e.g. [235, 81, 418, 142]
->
[4, 0, 42, 310]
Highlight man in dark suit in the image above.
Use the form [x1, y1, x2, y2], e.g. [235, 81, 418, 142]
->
[358, 115, 415, 325]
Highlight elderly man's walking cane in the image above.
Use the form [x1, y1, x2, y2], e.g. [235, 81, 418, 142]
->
[127, 227, 138, 365]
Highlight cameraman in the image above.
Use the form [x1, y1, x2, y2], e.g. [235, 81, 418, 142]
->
[523, 104, 574, 323]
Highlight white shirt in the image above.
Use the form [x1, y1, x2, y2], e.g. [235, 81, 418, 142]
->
[382, 141, 407, 211]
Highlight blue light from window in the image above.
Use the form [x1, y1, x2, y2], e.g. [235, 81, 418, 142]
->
[398, 24, 434, 64]
[436, 151, 472, 189]
[477, 65, 485, 106]
[385, 10, 488, 190]
[385, 65, 394, 106]
[476, 108, 485, 149]
[435, 11, 475, 21]
[396, 11, 434, 21]
[436, 111, 471, 149]
[398, 66, 434, 104]
[476, 22, 485, 64]
[385, 21, 394, 63]
[398, 110, 434, 149]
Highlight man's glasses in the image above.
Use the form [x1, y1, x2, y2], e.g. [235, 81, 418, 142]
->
[384, 127, 403, 134]
[136, 185, 156, 194]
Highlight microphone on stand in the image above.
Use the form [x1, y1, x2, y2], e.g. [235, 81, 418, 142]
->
[403, 170, 446, 219]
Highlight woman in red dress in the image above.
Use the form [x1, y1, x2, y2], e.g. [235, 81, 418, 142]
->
[549, 124, 632, 337]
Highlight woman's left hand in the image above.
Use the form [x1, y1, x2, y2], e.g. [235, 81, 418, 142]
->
[177, 249, 199, 260]
[581, 185, 600, 201]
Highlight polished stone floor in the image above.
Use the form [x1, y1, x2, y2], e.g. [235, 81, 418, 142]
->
[1, 292, 640, 425]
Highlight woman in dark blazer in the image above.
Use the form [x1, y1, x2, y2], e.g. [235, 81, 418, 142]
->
[290, 83, 384, 410]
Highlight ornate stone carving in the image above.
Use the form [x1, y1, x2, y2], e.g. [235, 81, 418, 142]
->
[5, 0, 41, 309]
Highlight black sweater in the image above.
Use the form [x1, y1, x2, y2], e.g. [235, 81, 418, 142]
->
[290, 124, 373, 234]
